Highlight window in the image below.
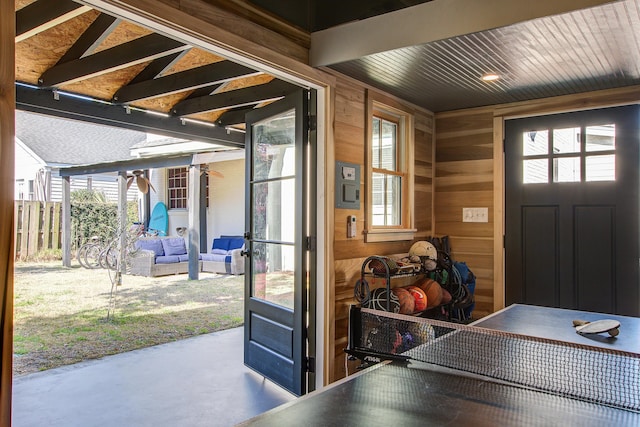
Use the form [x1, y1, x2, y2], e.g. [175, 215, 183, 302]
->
[365, 93, 416, 242]
[167, 167, 188, 209]
[522, 124, 616, 184]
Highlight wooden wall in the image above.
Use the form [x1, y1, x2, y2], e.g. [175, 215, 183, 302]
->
[330, 74, 434, 382]
[0, 0, 15, 423]
[434, 108, 495, 318]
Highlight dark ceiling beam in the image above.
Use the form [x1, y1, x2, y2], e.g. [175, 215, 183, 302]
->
[16, 84, 244, 148]
[172, 79, 298, 116]
[216, 106, 255, 127]
[38, 33, 189, 87]
[56, 14, 120, 65]
[128, 50, 191, 84]
[112, 61, 262, 104]
[186, 84, 224, 100]
[59, 154, 195, 177]
[16, 0, 91, 42]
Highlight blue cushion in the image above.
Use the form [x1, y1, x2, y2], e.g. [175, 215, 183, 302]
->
[227, 238, 244, 250]
[211, 248, 228, 255]
[155, 255, 180, 264]
[212, 238, 230, 251]
[178, 254, 201, 262]
[135, 239, 164, 257]
[161, 237, 187, 256]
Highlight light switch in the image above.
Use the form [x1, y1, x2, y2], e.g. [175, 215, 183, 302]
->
[463, 207, 488, 223]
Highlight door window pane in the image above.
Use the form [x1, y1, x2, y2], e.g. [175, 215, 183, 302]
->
[252, 109, 295, 181]
[252, 178, 295, 242]
[524, 159, 548, 184]
[553, 127, 580, 153]
[554, 157, 581, 182]
[523, 130, 548, 155]
[251, 241, 294, 309]
[586, 155, 615, 181]
[586, 124, 615, 152]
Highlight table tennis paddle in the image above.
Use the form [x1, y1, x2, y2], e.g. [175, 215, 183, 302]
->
[572, 319, 620, 337]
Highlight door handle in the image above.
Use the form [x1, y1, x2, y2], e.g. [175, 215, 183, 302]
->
[241, 250, 251, 257]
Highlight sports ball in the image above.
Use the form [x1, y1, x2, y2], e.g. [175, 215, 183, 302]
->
[365, 287, 400, 313]
[409, 241, 438, 260]
[392, 287, 415, 314]
[417, 278, 443, 308]
[368, 257, 399, 275]
[406, 285, 428, 312]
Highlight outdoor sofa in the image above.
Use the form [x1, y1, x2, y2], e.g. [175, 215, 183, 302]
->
[201, 236, 245, 275]
[130, 236, 199, 277]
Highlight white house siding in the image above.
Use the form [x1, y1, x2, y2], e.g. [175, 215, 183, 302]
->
[49, 173, 138, 202]
[207, 159, 245, 245]
[14, 140, 45, 200]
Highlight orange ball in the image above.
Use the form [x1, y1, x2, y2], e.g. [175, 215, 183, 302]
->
[406, 285, 428, 312]
[441, 288, 452, 304]
[392, 287, 415, 314]
[418, 278, 443, 308]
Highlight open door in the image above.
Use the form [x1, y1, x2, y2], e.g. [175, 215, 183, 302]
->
[243, 89, 316, 396]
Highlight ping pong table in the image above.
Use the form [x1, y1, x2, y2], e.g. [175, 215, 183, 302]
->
[238, 304, 640, 426]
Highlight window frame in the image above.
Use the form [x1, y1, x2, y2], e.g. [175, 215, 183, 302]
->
[167, 167, 188, 210]
[365, 92, 416, 243]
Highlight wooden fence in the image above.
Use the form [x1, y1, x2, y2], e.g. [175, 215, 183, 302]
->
[14, 200, 62, 259]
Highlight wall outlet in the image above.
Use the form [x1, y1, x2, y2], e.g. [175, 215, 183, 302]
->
[463, 207, 489, 223]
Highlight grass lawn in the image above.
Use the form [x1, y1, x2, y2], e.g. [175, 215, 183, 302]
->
[13, 261, 244, 376]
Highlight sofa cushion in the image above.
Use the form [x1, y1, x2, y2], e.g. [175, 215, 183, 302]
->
[212, 238, 230, 251]
[135, 238, 165, 257]
[212, 237, 244, 252]
[155, 255, 181, 264]
[201, 253, 227, 262]
[211, 248, 228, 255]
[178, 254, 202, 262]
[161, 237, 187, 256]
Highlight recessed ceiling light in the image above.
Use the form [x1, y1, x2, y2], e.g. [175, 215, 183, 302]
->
[482, 73, 500, 82]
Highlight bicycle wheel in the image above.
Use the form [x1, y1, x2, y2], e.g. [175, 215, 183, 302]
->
[101, 244, 119, 271]
[77, 244, 91, 269]
[83, 243, 103, 269]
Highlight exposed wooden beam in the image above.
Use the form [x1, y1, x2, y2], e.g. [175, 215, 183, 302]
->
[59, 154, 194, 176]
[38, 33, 189, 87]
[15, 0, 92, 43]
[56, 13, 120, 65]
[112, 61, 261, 103]
[172, 79, 297, 116]
[16, 84, 244, 147]
[216, 106, 255, 127]
[128, 50, 191, 84]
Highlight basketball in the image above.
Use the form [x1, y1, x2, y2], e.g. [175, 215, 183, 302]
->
[406, 285, 428, 312]
[392, 287, 415, 314]
[367, 256, 399, 275]
[365, 287, 400, 313]
[417, 278, 443, 308]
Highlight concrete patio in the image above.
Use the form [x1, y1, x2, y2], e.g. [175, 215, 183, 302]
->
[12, 327, 295, 427]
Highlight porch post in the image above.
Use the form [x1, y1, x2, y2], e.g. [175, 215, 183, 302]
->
[188, 165, 200, 280]
[117, 171, 127, 278]
[61, 176, 71, 267]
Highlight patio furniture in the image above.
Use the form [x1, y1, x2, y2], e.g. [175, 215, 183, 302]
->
[201, 236, 245, 275]
[129, 236, 201, 277]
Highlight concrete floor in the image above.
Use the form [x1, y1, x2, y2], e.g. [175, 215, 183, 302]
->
[12, 327, 295, 427]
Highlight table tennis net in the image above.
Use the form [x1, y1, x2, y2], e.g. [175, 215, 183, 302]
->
[348, 307, 640, 412]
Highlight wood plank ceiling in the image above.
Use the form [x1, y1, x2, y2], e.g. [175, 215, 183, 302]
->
[14, 0, 300, 147]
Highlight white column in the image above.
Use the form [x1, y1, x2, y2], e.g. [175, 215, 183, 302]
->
[62, 176, 71, 267]
[188, 165, 200, 280]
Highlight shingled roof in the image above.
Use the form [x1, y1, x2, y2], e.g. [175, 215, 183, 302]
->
[15, 110, 146, 166]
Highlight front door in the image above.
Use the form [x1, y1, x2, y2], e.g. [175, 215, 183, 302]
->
[505, 105, 639, 316]
[243, 89, 315, 395]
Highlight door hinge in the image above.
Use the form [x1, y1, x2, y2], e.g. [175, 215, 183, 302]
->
[305, 357, 316, 373]
[306, 236, 316, 251]
[308, 114, 317, 131]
